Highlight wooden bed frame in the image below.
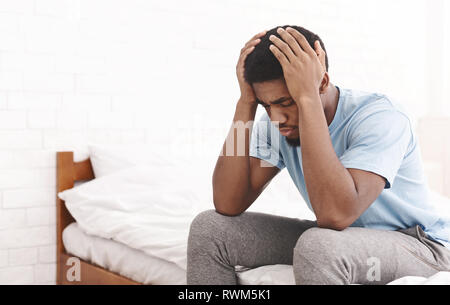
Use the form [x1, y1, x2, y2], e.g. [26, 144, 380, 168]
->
[56, 151, 140, 285]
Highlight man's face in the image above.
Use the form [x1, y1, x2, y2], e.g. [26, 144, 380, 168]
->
[253, 78, 301, 147]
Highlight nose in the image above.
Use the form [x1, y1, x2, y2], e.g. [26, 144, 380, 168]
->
[269, 108, 288, 125]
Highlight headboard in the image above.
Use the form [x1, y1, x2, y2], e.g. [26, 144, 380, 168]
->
[56, 152, 94, 283]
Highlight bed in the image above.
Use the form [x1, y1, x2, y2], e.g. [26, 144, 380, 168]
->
[56, 151, 298, 285]
[56, 115, 450, 285]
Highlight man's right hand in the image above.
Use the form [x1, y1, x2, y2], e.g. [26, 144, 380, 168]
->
[214, 29, 281, 217]
[236, 30, 267, 104]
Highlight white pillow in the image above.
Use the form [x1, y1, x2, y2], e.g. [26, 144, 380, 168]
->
[88, 144, 219, 178]
[59, 165, 212, 270]
[89, 144, 171, 178]
[87, 143, 315, 220]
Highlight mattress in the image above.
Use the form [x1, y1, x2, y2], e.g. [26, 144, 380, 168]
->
[63, 222, 295, 285]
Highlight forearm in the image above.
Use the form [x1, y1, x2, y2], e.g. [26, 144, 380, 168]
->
[212, 99, 258, 215]
[297, 95, 358, 228]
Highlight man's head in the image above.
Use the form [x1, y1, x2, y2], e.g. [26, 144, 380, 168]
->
[244, 25, 329, 147]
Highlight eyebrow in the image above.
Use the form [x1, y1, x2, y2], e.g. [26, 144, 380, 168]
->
[256, 96, 292, 106]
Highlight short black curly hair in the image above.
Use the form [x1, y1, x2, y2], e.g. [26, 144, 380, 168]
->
[244, 25, 328, 85]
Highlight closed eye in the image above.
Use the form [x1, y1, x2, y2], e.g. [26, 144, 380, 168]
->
[279, 99, 295, 107]
[256, 97, 295, 108]
[256, 100, 271, 108]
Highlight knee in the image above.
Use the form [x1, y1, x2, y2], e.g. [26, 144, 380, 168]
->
[294, 228, 344, 258]
[187, 209, 239, 263]
[293, 228, 346, 283]
[189, 210, 216, 238]
[294, 228, 332, 259]
[188, 209, 233, 244]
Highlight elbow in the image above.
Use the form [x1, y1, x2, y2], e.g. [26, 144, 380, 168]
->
[314, 195, 359, 231]
[214, 207, 244, 217]
[213, 197, 246, 217]
[316, 215, 353, 231]
[213, 204, 245, 217]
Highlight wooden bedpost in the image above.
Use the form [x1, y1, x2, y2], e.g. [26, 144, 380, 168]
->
[56, 152, 94, 284]
[56, 151, 140, 285]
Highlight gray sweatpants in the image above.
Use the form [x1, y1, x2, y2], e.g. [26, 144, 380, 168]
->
[186, 210, 450, 285]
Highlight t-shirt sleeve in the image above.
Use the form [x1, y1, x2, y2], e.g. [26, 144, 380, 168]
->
[249, 115, 285, 170]
[339, 109, 412, 189]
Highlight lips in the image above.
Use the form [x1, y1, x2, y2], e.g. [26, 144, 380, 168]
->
[279, 127, 297, 137]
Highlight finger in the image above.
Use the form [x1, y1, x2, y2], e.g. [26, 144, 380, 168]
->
[240, 30, 267, 54]
[269, 44, 289, 67]
[314, 40, 326, 69]
[247, 30, 267, 44]
[241, 38, 261, 54]
[285, 27, 316, 57]
[276, 27, 304, 57]
[238, 45, 256, 67]
[269, 34, 295, 62]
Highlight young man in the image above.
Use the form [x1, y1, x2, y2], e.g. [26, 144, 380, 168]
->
[187, 25, 450, 285]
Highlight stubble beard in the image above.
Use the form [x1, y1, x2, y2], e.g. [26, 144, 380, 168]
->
[286, 136, 301, 147]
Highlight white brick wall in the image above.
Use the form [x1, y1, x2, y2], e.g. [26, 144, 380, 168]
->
[0, 0, 448, 284]
[8, 248, 38, 266]
[0, 266, 34, 285]
[0, 250, 7, 268]
[0, 111, 27, 129]
[0, 93, 7, 109]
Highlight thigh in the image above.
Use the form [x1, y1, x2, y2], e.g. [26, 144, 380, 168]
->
[189, 209, 317, 268]
[349, 227, 449, 284]
[294, 226, 448, 284]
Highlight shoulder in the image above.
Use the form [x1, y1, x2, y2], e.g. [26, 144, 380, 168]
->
[342, 89, 411, 129]
[339, 90, 414, 146]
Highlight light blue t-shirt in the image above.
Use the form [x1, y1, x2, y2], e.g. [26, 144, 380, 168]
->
[250, 87, 450, 249]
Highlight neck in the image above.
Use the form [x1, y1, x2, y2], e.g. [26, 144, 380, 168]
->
[322, 83, 340, 126]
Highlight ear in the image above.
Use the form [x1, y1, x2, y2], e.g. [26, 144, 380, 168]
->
[319, 72, 329, 94]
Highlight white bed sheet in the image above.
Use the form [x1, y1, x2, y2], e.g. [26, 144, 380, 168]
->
[63, 222, 186, 285]
[63, 222, 295, 285]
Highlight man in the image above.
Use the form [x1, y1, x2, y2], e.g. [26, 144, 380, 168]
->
[187, 25, 450, 285]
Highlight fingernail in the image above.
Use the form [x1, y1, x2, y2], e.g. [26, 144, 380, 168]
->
[277, 28, 283, 33]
